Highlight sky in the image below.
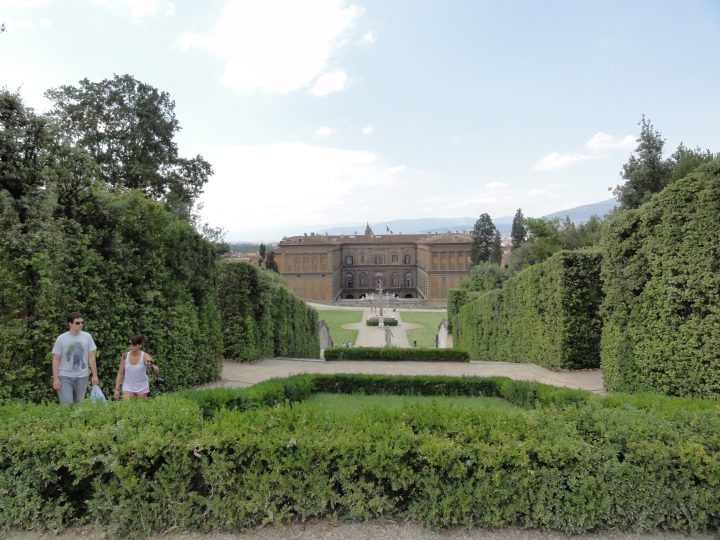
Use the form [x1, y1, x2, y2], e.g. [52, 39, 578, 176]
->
[2, 0, 720, 241]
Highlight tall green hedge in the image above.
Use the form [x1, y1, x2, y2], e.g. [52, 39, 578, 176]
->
[454, 250, 603, 370]
[0, 190, 223, 403]
[218, 261, 320, 361]
[600, 160, 720, 397]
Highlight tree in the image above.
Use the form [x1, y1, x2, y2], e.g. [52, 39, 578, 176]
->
[258, 243, 266, 267]
[45, 74, 212, 216]
[613, 116, 673, 209]
[670, 143, 718, 183]
[470, 213, 501, 265]
[510, 208, 527, 250]
[265, 251, 279, 272]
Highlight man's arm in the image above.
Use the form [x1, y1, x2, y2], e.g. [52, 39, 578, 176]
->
[89, 351, 99, 385]
[52, 354, 61, 391]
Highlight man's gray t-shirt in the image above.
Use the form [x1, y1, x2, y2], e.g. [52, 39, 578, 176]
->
[52, 331, 97, 378]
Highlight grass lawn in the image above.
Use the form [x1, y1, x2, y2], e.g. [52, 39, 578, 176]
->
[399, 310, 447, 348]
[306, 392, 516, 414]
[316, 310, 363, 346]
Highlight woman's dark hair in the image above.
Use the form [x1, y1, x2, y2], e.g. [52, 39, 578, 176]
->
[128, 334, 146, 346]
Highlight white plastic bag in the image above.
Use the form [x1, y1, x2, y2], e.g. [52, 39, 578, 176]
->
[90, 384, 108, 405]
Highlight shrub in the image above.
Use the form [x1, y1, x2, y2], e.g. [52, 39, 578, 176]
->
[1, 374, 719, 535]
[454, 250, 603, 370]
[365, 317, 398, 326]
[323, 347, 470, 362]
[600, 160, 720, 397]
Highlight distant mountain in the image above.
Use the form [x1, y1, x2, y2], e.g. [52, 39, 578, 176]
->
[317, 198, 617, 236]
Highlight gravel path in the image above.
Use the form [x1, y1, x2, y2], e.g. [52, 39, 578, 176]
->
[204, 358, 604, 394]
[3, 520, 715, 540]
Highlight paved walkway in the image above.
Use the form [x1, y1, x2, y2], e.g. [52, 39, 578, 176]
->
[208, 358, 605, 393]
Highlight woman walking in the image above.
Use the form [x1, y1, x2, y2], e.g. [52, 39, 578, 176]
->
[113, 335, 160, 400]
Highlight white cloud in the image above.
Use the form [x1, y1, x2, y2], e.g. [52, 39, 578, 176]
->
[310, 70, 348, 96]
[359, 30, 374, 44]
[315, 126, 334, 137]
[485, 181, 509, 189]
[534, 131, 637, 171]
[585, 132, 636, 154]
[198, 142, 418, 238]
[533, 152, 588, 171]
[0, 61, 54, 111]
[0, 0, 54, 7]
[90, 0, 175, 18]
[361, 125, 374, 135]
[179, 0, 361, 94]
[39, 17, 52, 27]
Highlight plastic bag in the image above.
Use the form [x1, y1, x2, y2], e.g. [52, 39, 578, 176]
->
[90, 384, 108, 405]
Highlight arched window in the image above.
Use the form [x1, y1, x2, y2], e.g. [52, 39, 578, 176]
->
[359, 273, 366, 287]
[391, 273, 398, 287]
[405, 272, 412, 287]
[346, 273, 353, 288]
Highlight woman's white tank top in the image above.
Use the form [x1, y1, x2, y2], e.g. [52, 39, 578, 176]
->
[122, 351, 150, 393]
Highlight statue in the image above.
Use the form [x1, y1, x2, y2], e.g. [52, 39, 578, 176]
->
[384, 325, 394, 347]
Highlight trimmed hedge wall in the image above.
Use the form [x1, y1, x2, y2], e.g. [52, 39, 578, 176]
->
[323, 347, 470, 362]
[454, 250, 603, 370]
[218, 261, 320, 361]
[600, 161, 720, 397]
[1, 375, 719, 536]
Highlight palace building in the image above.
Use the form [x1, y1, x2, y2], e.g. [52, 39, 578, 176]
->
[274, 224, 473, 303]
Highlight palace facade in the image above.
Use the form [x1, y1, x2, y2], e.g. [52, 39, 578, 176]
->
[275, 225, 473, 302]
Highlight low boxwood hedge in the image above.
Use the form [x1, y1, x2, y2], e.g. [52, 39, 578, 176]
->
[1, 375, 718, 536]
[324, 347, 470, 361]
[365, 316, 398, 326]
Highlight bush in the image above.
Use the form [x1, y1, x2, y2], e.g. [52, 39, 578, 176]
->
[324, 347, 470, 362]
[1, 374, 719, 535]
[600, 160, 720, 397]
[365, 316, 398, 326]
[454, 250, 603, 370]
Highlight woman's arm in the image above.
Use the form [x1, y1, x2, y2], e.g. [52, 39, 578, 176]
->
[144, 353, 160, 375]
[113, 355, 125, 400]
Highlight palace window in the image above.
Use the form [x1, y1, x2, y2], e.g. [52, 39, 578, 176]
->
[346, 273, 353, 288]
[374, 255, 381, 264]
[345, 255, 353, 265]
[391, 254, 398, 262]
[404, 255, 411, 264]
[405, 272, 413, 287]
[391, 273, 398, 286]
[360, 273, 366, 287]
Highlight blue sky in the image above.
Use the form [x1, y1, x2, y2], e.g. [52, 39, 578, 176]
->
[2, 0, 719, 241]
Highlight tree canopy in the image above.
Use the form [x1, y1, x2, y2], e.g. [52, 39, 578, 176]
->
[470, 213, 501, 265]
[45, 74, 212, 217]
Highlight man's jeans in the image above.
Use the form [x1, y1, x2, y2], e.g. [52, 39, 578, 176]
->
[58, 375, 89, 404]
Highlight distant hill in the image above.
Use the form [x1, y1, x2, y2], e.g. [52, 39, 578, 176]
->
[317, 198, 617, 236]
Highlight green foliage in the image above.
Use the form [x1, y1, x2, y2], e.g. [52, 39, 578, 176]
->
[670, 143, 718, 183]
[455, 250, 603, 370]
[2, 374, 719, 535]
[510, 208, 527, 249]
[324, 347, 469, 361]
[218, 261, 320, 361]
[600, 160, 720, 397]
[613, 116, 674, 210]
[365, 316, 398, 326]
[45, 74, 212, 216]
[0, 91, 223, 402]
[470, 213, 501, 264]
[509, 216, 604, 273]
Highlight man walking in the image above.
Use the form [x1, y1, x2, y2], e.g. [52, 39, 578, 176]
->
[52, 312, 99, 404]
